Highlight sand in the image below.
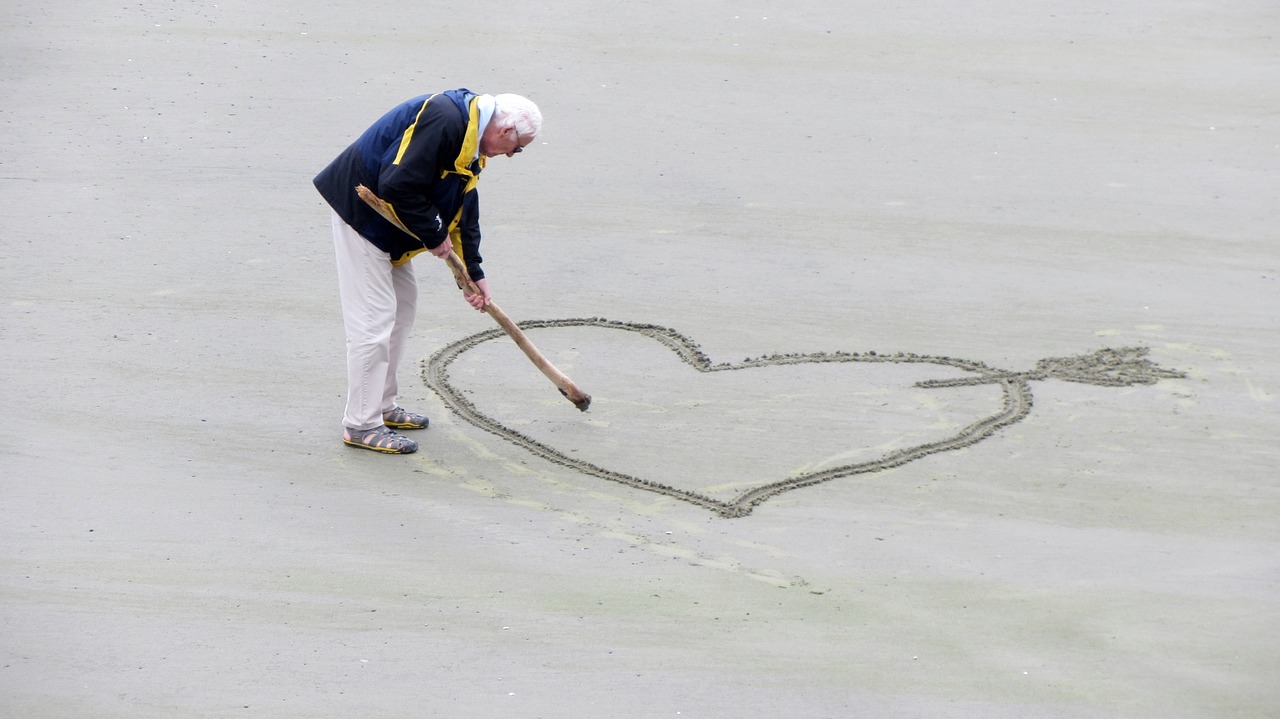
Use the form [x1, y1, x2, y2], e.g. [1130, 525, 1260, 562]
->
[2, 1, 1277, 717]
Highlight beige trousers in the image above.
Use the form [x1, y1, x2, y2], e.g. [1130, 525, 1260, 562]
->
[331, 211, 418, 431]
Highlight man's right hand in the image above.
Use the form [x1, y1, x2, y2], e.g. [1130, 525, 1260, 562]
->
[428, 240, 453, 259]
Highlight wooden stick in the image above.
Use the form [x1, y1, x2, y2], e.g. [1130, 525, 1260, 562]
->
[355, 185, 591, 411]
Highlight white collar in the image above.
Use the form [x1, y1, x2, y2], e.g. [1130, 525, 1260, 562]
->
[475, 94, 496, 161]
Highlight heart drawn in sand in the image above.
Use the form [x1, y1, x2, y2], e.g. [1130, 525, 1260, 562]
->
[423, 318, 1185, 518]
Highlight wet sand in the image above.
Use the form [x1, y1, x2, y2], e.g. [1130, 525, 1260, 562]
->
[2, 1, 1278, 717]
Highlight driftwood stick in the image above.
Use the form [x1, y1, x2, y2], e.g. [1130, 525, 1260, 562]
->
[354, 185, 591, 411]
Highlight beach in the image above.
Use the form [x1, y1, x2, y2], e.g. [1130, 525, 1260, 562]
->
[2, 2, 1277, 716]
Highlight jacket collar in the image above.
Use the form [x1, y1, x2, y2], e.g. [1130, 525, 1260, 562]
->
[452, 95, 485, 175]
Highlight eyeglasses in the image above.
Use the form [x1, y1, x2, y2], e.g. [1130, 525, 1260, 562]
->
[512, 126, 524, 154]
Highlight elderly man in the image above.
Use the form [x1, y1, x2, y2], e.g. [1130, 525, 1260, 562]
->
[314, 89, 541, 454]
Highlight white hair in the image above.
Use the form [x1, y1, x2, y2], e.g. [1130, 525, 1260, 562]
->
[492, 93, 542, 139]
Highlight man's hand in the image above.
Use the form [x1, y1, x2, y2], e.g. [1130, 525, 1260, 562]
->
[464, 277, 491, 311]
[428, 239, 453, 259]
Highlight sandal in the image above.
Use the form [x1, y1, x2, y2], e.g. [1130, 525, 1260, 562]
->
[343, 425, 418, 454]
[382, 406, 429, 430]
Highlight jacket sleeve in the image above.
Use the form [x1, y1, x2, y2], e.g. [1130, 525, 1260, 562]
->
[456, 190, 484, 281]
[376, 101, 459, 249]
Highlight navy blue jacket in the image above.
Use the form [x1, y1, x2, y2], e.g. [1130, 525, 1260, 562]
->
[314, 89, 485, 277]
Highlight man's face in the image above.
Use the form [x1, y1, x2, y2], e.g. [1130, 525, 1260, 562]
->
[479, 123, 529, 158]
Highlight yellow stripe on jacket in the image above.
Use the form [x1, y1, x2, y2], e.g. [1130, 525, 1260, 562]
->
[392, 96, 435, 166]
